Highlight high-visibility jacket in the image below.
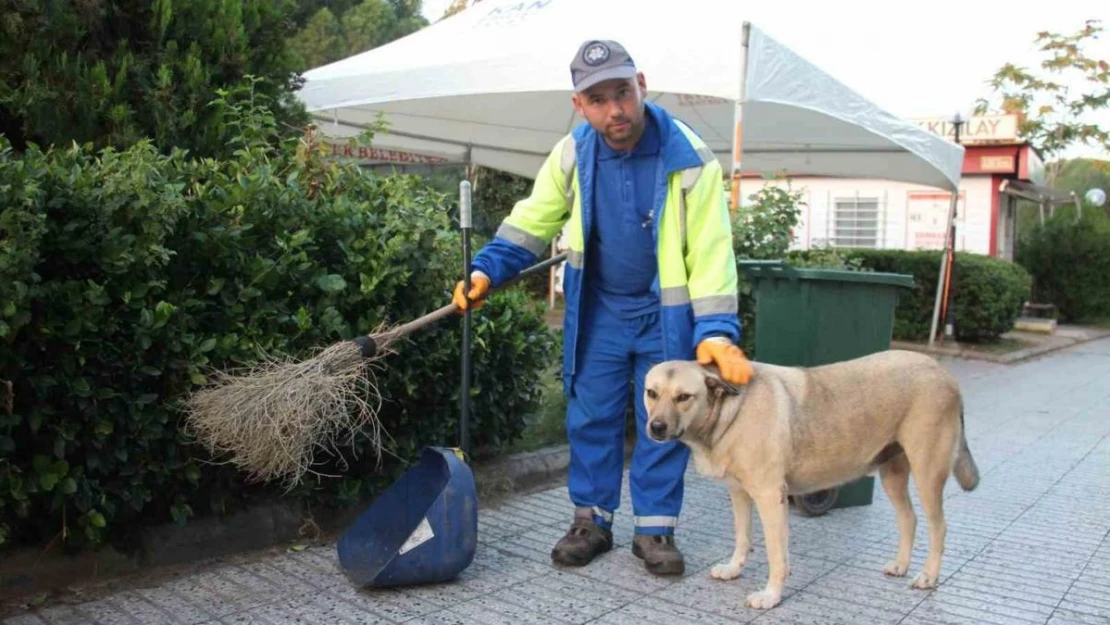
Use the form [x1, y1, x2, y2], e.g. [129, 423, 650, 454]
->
[472, 101, 741, 396]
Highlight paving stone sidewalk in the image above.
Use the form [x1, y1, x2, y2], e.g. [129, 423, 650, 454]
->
[6, 339, 1110, 625]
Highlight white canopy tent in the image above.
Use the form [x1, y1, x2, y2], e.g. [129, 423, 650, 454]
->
[296, 0, 964, 193]
[295, 0, 967, 345]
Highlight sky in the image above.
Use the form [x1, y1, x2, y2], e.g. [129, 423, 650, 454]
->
[419, 0, 1109, 162]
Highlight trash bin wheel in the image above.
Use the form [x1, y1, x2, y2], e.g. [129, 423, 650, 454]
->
[792, 488, 838, 517]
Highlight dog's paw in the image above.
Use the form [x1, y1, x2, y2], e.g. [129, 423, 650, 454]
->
[745, 589, 782, 610]
[710, 561, 743, 581]
[910, 571, 938, 589]
[883, 559, 909, 577]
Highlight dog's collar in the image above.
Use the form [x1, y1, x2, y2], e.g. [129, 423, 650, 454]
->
[693, 380, 746, 447]
[693, 391, 728, 446]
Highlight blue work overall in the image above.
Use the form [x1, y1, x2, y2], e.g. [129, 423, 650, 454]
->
[566, 113, 690, 536]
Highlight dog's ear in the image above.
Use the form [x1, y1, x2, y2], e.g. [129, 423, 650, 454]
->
[704, 371, 742, 400]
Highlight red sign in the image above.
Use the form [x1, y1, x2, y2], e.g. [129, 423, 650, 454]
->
[324, 141, 452, 165]
[905, 191, 966, 251]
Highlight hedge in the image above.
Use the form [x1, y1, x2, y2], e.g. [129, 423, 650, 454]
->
[0, 87, 557, 551]
[784, 248, 1032, 342]
[1016, 211, 1110, 322]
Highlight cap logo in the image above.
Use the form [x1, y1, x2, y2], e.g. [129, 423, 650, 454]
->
[583, 42, 610, 66]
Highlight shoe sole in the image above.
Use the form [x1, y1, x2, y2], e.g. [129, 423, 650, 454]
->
[631, 542, 685, 576]
[551, 543, 612, 567]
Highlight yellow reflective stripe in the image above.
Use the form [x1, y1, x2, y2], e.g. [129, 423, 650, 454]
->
[657, 174, 688, 290]
[674, 125, 738, 306]
[500, 135, 574, 245]
[561, 135, 577, 208]
[676, 141, 715, 253]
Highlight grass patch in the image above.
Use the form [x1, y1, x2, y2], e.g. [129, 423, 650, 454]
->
[500, 368, 640, 455]
[503, 364, 567, 454]
[894, 334, 1039, 356]
[963, 337, 1037, 354]
[1076, 316, 1110, 328]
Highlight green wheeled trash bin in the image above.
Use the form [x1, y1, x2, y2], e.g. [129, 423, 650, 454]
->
[737, 259, 916, 517]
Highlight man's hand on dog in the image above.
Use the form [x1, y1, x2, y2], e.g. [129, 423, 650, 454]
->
[696, 338, 753, 385]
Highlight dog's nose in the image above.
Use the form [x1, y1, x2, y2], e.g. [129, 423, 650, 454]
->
[649, 421, 667, 437]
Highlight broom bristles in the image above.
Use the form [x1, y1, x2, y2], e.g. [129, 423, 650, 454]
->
[182, 326, 401, 490]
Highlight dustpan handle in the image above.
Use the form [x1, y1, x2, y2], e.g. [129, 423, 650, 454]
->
[366, 251, 568, 344]
[460, 181, 473, 457]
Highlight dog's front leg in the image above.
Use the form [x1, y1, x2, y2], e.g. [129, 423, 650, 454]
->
[747, 485, 790, 610]
[711, 485, 752, 580]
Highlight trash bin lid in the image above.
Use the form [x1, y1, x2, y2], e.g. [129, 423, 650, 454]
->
[738, 260, 915, 289]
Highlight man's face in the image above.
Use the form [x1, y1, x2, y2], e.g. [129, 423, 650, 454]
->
[572, 73, 647, 150]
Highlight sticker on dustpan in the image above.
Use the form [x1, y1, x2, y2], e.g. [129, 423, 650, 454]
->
[398, 517, 434, 555]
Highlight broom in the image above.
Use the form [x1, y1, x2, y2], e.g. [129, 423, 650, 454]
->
[183, 193, 567, 489]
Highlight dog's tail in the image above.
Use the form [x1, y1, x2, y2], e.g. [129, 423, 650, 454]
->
[953, 398, 980, 491]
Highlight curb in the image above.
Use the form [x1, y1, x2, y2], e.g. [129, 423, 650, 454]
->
[471, 438, 636, 502]
[891, 327, 1110, 365]
[474, 444, 571, 493]
[0, 442, 580, 605]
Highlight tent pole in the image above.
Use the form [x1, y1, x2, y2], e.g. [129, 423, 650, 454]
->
[548, 239, 556, 310]
[928, 193, 956, 347]
[730, 22, 751, 213]
[928, 114, 962, 347]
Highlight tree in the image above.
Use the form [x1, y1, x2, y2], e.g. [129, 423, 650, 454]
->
[0, 0, 309, 159]
[340, 0, 425, 56]
[1055, 158, 1110, 196]
[974, 19, 1110, 186]
[442, 0, 468, 18]
[440, 0, 483, 20]
[288, 8, 347, 71]
[287, 0, 429, 72]
[289, 0, 362, 28]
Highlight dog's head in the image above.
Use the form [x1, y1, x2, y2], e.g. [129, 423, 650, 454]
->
[643, 360, 744, 443]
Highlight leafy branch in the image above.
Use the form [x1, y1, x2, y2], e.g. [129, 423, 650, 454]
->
[974, 19, 1110, 184]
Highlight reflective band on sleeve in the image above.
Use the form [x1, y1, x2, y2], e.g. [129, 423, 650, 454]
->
[561, 135, 577, 207]
[660, 286, 691, 306]
[496, 222, 548, 257]
[676, 146, 714, 253]
[567, 250, 583, 269]
[692, 294, 738, 316]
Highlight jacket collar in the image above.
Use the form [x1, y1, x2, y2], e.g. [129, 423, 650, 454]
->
[572, 100, 704, 176]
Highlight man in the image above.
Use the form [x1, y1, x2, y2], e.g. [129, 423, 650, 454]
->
[452, 39, 752, 575]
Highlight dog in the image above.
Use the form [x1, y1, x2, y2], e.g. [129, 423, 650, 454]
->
[643, 349, 980, 610]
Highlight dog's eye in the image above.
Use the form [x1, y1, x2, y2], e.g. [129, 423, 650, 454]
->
[646, 389, 658, 400]
[675, 393, 692, 403]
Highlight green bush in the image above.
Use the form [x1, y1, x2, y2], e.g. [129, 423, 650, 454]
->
[784, 246, 870, 272]
[730, 179, 806, 356]
[1016, 211, 1110, 322]
[0, 0, 308, 160]
[788, 248, 1032, 342]
[0, 84, 556, 551]
[728, 178, 1029, 346]
[471, 166, 552, 301]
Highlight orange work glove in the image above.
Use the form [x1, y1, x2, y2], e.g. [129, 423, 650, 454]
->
[452, 273, 491, 313]
[696, 338, 753, 385]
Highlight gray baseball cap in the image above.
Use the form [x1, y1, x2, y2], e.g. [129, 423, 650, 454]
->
[569, 40, 638, 93]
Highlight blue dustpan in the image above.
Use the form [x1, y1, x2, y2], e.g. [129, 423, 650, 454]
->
[336, 446, 478, 588]
[338, 182, 493, 588]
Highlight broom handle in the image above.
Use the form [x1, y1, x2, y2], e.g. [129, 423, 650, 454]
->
[373, 252, 569, 342]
